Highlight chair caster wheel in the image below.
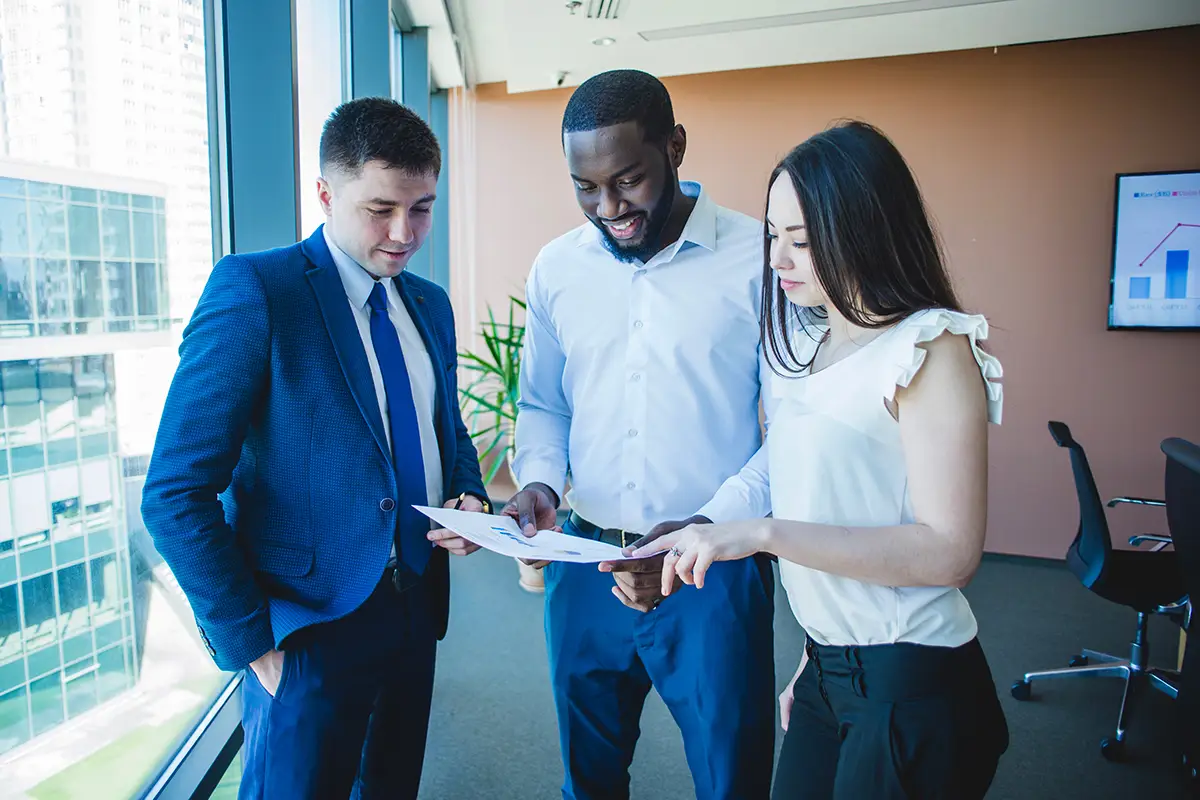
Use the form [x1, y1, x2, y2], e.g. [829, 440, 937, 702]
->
[1101, 737, 1125, 762]
[1069, 654, 1088, 668]
[1010, 680, 1032, 701]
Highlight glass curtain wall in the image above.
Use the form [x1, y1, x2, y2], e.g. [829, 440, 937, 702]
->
[0, 0, 226, 796]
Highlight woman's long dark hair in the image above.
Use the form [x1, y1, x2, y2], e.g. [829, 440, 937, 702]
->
[761, 120, 963, 375]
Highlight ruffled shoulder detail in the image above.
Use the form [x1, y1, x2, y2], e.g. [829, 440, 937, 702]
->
[884, 309, 1003, 424]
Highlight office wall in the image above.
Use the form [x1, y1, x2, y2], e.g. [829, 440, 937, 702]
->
[450, 26, 1200, 558]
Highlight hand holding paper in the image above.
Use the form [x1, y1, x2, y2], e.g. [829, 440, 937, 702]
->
[501, 484, 562, 569]
[414, 506, 662, 564]
[425, 494, 485, 556]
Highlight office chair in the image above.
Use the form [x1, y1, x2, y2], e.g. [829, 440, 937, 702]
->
[1011, 422, 1186, 761]
[1162, 438, 1198, 787]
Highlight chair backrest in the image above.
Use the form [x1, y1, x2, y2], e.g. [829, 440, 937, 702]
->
[1161, 437, 1200, 758]
[1162, 437, 1200, 599]
[1048, 421, 1111, 588]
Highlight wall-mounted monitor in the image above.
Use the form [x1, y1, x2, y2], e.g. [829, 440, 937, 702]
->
[1108, 169, 1200, 331]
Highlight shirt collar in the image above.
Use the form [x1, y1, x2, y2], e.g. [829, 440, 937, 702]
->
[575, 181, 717, 262]
[670, 181, 717, 254]
[324, 224, 380, 310]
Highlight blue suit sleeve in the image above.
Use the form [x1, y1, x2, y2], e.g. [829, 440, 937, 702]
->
[141, 254, 275, 671]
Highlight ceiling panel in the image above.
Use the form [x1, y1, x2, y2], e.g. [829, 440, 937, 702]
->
[444, 0, 1200, 92]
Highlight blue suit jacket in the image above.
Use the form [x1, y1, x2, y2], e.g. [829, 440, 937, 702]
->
[142, 226, 485, 671]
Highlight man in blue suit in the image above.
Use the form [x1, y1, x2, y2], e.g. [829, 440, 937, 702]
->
[141, 98, 489, 799]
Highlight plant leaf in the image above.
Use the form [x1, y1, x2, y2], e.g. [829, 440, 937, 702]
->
[459, 389, 517, 420]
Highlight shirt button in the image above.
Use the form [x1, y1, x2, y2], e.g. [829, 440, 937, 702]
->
[380, 498, 395, 512]
[628, 428, 638, 437]
[626, 481, 636, 490]
[631, 373, 641, 382]
[633, 320, 643, 329]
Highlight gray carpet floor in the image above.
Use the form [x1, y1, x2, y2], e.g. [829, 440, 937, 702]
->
[421, 551, 1192, 798]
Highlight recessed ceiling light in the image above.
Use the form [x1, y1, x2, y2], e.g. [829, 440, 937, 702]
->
[592, 37, 616, 46]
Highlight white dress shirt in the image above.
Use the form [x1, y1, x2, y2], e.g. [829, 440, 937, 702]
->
[514, 182, 771, 533]
[769, 309, 1004, 647]
[324, 226, 442, 513]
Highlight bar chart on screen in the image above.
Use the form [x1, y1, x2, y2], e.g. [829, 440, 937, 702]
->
[1126, 225, 1197, 299]
[1110, 171, 1200, 329]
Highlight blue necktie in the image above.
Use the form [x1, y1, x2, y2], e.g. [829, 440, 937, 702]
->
[367, 282, 431, 576]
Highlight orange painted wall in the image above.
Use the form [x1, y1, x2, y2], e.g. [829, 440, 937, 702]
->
[451, 26, 1200, 558]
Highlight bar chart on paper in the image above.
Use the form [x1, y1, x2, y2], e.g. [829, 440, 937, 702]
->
[1110, 171, 1200, 329]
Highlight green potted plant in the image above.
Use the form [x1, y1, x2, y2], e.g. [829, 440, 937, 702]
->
[458, 294, 544, 592]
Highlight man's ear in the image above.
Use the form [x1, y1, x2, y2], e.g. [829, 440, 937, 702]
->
[667, 124, 687, 170]
[316, 176, 334, 216]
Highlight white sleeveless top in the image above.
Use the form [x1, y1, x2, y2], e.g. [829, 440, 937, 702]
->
[768, 308, 1004, 648]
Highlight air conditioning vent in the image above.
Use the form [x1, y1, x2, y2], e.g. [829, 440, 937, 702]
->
[639, 0, 1010, 42]
[587, 0, 624, 21]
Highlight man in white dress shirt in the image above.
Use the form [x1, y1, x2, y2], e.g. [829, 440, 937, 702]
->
[504, 70, 775, 799]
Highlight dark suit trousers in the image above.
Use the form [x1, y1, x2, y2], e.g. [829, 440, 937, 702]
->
[772, 637, 1009, 799]
[239, 575, 437, 800]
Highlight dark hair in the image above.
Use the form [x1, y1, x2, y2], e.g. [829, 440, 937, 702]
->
[762, 120, 962, 375]
[319, 97, 440, 177]
[562, 69, 675, 144]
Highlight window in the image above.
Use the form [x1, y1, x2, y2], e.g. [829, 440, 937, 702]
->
[0, 183, 172, 339]
[72, 259, 103, 321]
[0, 257, 32, 333]
[295, 0, 347, 236]
[34, 259, 70, 336]
[0, 0, 229, 796]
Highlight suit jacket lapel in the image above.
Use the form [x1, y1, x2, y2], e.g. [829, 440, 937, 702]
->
[395, 275, 452, 475]
[302, 228, 392, 466]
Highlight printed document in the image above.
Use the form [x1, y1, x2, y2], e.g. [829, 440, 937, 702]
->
[414, 506, 661, 563]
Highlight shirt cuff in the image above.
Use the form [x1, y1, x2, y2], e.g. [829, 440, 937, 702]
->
[514, 459, 566, 502]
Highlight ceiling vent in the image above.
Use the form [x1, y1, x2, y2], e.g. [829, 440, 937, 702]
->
[587, 0, 624, 21]
[639, 0, 1009, 41]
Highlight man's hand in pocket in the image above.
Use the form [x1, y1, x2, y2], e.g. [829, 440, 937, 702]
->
[250, 649, 285, 697]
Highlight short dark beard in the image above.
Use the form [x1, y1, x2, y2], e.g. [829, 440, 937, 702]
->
[592, 162, 676, 264]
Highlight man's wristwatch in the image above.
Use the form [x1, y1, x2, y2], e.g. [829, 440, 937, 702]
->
[458, 491, 492, 514]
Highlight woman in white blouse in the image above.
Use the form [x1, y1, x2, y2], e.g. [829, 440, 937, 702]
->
[635, 121, 1008, 798]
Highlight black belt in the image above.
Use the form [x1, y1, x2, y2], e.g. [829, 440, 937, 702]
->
[566, 512, 641, 549]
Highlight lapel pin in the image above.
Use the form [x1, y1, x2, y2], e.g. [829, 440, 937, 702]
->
[417, 296, 425, 303]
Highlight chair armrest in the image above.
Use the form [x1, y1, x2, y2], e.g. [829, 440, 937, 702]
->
[1107, 496, 1166, 508]
[1129, 534, 1173, 552]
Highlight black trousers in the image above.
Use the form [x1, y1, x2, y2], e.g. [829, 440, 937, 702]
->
[772, 637, 1008, 799]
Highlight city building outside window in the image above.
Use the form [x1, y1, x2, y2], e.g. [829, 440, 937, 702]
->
[0, 0, 228, 796]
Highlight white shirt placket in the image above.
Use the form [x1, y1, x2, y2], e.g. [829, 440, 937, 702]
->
[619, 265, 652, 531]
